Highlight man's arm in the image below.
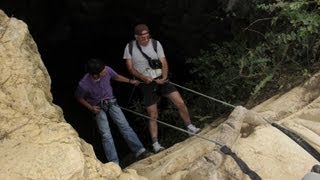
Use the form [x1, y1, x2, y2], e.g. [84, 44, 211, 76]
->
[76, 97, 100, 114]
[113, 74, 140, 86]
[154, 57, 169, 84]
[160, 57, 168, 80]
[126, 58, 153, 83]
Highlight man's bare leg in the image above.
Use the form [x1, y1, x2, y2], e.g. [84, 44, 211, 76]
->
[146, 103, 165, 152]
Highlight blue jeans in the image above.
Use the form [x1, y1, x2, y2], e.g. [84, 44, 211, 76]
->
[94, 100, 145, 164]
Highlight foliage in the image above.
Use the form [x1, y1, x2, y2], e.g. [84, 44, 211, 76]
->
[113, 0, 320, 150]
[186, 0, 320, 118]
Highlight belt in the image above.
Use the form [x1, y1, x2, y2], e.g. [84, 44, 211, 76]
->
[100, 98, 117, 106]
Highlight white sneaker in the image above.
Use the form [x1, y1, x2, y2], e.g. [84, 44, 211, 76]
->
[152, 142, 165, 153]
[187, 124, 200, 134]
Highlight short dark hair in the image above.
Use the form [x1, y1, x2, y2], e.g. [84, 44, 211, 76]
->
[87, 58, 105, 75]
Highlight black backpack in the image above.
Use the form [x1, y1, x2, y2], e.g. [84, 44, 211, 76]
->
[128, 39, 158, 56]
[128, 39, 162, 69]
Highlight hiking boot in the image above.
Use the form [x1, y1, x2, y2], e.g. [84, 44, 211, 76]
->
[136, 150, 153, 160]
[187, 124, 200, 134]
[152, 142, 165, 153]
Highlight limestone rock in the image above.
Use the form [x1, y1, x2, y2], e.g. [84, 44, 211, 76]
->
[127, 76, 320, 179]
[0, 9, 145, 180]
[127, 62, 320, 179]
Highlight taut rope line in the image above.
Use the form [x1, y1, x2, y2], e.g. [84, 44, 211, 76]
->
[119, 105, 261, 179]
[168, 80, 320, 162]
[168, 81, 236, 108]
[119, 105, 224, 146]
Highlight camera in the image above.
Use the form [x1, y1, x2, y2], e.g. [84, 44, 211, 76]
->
[148, 59, 162, 69]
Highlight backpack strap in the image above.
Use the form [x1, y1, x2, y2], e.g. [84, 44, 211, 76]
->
[135, 40, 162, 69]
[128, 39, 157, 56]
[151, 39, 158, 53]
[129, 40, 134, 56]
[135, 41, 152, 60]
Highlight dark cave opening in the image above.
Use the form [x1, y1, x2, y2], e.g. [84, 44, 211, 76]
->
[0, 0, 231, 167]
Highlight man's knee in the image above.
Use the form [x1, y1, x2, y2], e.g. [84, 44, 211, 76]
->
[101, 132, 113, 141]
[173, 99, 186, 109]
[147, 106, 158, 119]
[167, 92, 186, 107]
[148, 112, 158, 121]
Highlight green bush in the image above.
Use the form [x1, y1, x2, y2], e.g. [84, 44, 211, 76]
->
[186, 0, 320, 119]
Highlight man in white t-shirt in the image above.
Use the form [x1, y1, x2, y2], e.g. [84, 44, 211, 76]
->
[123, 24, 200, 153]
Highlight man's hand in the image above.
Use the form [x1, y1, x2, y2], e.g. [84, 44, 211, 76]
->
[154, 78, 168, 84]
[90, 105, 101, 114]
[142, 76, 153, 84]
[130, 79, 141, 86]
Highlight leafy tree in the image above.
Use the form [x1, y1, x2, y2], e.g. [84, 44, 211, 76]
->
[186, 0, 320, 119]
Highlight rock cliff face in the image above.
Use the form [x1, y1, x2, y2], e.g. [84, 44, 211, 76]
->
[1, 9, 319, 180]
[0, 10, 145, 180]
[128, 98, 319, 180]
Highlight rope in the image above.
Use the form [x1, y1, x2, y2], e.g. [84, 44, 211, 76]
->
[168, 81, 236, 108]
[131, 80, 235, 109]
[169, 81, 320, 163]
[120, 80, 318, 178]
[126, 85, 136, 107]
[119, 105, 261, 179]
[127, 77, 138, 107]
[271, 122, 320, 162]
[119, 105, 224, 146]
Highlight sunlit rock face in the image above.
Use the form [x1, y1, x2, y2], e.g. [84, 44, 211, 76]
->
[0, 10, 146, 180]
[127, 55, 320, 179]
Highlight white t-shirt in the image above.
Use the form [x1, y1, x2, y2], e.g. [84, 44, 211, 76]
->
[123, 39, 165, 78]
